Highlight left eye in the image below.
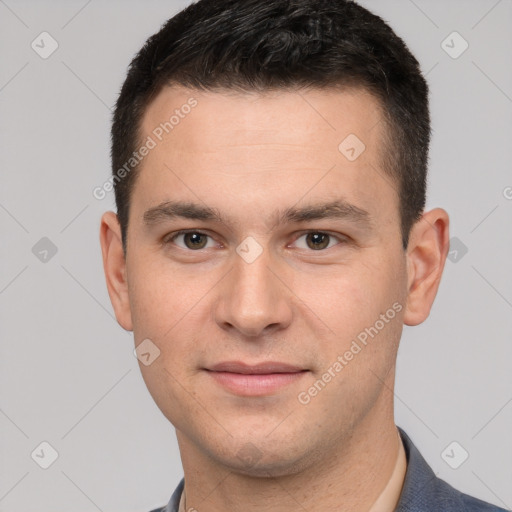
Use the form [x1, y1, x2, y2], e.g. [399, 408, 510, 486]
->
[292, 232, 341, 251]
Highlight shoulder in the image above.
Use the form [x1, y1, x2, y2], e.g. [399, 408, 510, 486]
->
[397, 428, 508, 512]
[147, 477, 184, 512]
[459, 491, 509, 511]
[426, 472, 507, 511]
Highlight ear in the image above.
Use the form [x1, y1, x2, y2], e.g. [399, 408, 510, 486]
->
[403, 208, 450, 326]
[99, 211, 133, 331]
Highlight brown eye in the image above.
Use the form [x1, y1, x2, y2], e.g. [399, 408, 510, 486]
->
[305, 232, 330, 250]
[183, 232, 208, 249]
[167, 231, 212, 250]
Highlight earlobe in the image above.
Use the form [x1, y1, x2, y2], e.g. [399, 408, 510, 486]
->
[403, 208, 450, 326]
[99, 211, 133, 331]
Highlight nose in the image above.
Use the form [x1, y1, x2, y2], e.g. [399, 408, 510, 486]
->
[213, 247, 293, 338]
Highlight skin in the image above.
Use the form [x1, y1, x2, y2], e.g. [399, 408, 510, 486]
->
[100, 85, 449, 512]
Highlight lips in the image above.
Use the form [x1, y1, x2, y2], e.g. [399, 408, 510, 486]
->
[204, 361, 308, 396]
[207, 360, 305, 374]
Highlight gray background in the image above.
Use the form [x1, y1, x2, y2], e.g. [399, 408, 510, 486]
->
[0, 0, 511, 510]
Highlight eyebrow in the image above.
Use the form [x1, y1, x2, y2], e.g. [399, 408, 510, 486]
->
[143, 201, 222, 225]
[142, 199, 372, 230]
[276, 200, 372, 229]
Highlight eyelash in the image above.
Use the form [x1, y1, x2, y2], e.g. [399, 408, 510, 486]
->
[163, 229, 347, 251]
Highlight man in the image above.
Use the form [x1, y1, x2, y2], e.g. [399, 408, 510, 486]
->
[99, 1, 507, 511]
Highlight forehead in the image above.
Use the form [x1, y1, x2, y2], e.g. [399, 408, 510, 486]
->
[141, 85, 385, 155]
[133, 85, 398, 231]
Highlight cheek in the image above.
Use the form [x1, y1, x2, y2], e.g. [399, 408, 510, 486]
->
[295, 263, 401, 328]
[290, 252, 406, 366]
[126, 255, 205, 340]
[127, 274, 170, 342]
[126, 256, 215, 395]
[127, 262, 205, 424]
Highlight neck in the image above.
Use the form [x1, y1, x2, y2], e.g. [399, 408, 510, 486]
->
[175, 390, 401, 512]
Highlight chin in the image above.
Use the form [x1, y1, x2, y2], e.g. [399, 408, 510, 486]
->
[214, 439, 316, 479]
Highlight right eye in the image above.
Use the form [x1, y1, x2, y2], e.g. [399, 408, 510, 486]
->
[166, 231, 216, 250]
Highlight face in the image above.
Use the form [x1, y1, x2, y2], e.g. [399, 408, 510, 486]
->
[101, 85, 447, 477]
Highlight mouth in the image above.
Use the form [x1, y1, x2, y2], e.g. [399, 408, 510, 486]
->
[204, 361, 309, 396]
